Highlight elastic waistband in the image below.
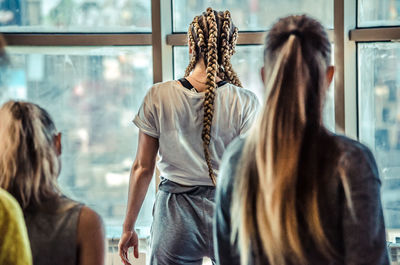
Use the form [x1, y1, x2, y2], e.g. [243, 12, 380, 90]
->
[158, 177, 215, 194]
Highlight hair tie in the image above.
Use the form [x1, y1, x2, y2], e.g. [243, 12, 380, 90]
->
[11, 102, 23, 120]
[289, 30, 302, 38]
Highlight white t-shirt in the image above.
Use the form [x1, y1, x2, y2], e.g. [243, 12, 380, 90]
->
[133, 80, 259, 186]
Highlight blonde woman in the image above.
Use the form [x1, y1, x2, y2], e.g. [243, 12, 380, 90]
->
[118, 7, 259, 265]
[214, 15, 389, 265]
[0, 101, 105, 265]
[0, 34, 32, 265]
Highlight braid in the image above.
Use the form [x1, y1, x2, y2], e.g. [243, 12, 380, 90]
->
[183, 8, 242, 185]
[185, 24, 197, 77]
[219, 11, 230, 82]
[220, 12, 242, 87]
[185, 16, 207, 77]
[227, 27, 242, 87]
[202, 7, 218, 185]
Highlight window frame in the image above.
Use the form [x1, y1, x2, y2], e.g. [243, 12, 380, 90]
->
[2, 0, 398, 248]
[351, 0, 400, 245]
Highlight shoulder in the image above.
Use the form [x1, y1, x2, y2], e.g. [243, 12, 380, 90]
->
[0, 190, 26, 236]
[76, 206, 105, 264]
[0, 189, 20, 210]
[220, 84, 259, 103]
[0, 188, 23, 218]
[141, 81, 181, 104]
[77, 206, 104, 244]
[218, 84, 260, 116]
[78, 206, 104, 233]
[331, 133, 379, 180]
[0, 189, 32, 265]
[0, 189, 26, 244]
[148, 81, 178, 95]
[334, 134, 376, 163]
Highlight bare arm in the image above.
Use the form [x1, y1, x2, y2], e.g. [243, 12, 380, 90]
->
[77, 206, 105, 265]
[119, 131, 159, 264]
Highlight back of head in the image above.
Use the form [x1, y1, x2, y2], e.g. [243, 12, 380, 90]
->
[185, 8, 242, 86]
[0, 101, 60, 210]
[264, 15, 331, 125]
[185, 8, 243, 185]
[232, 15, 336, 265]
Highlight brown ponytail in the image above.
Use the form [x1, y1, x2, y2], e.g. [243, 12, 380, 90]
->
[185, 8, 241, 185]
[231, 15, 346, 265]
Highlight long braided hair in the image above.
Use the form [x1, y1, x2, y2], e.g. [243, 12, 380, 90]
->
[185, 7, 242, 185]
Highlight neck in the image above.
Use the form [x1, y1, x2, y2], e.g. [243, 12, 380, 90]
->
[190, 61, 207, 81]
[189, 59, 222, 83]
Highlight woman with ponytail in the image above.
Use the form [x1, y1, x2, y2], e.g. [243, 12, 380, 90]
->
[119, 7, 259, 265]
[0, 101, 105, 265]
[214, 15, 389, 265]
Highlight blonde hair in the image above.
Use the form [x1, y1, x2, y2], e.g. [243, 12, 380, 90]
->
[231, 15, 353, 265]
[185, 7, 242, 185]
[0, 101, 60, 210]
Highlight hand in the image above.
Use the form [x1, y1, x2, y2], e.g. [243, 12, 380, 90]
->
[118, 230, 139, 265]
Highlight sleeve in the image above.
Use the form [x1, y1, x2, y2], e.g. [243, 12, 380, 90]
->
[342, 144, 389, 265]
[240, 93, 260, 136]
[213, 139, 243, 265]
[0, 191, 32, 265]
[133, 87, 160, 138]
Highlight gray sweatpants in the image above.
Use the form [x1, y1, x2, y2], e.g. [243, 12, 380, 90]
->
[150, 179, 216, 265]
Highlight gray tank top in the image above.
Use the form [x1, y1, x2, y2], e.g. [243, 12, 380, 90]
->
[24, 196, 83, 265]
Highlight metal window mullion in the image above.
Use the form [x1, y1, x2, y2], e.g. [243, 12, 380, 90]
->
[151, 0, 173, 83]
[2, 33, 152, 46]
[334, 0, 357, 138]
[350, 27, 400, 42]
[151, 0, 173, 190]
[166, 30, 335, 46]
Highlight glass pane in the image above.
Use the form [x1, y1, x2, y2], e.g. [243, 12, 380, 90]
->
[172, 0, 333, 32]
[358, 0, 400, 27]
[359, 43, 400, 242]
[0, 46, 154, 240]
[173, 45, 335, 131]
[0, 0, 151, 32]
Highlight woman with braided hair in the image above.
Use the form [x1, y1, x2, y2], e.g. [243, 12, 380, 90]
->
[119, 7, 259, 265]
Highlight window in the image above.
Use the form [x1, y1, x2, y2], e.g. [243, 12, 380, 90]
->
[0, 0, 153, 249]
[174, 45, 335, 131]
[0, 46, 154, 239]
[0, 0, 151, 32]
[358, 43, 400, 242]
[358, 0, 400, 27]
[3, 0, 400, 263]
[172, 0, 333, 32]
[355, 0, 400, 252]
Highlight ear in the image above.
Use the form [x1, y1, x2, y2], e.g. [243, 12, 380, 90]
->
[261, 66, 266, 85]
[54, 132, 62, 156]
[326, 66, 335, 87]
[189, 45, 193, 55]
